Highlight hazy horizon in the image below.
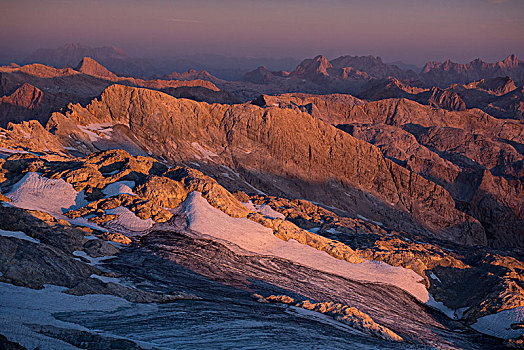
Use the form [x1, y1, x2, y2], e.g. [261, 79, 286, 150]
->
[1, 0, 523, 66]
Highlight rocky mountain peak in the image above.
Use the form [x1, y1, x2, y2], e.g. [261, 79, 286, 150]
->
[501, 54, 519, 67]
[75, 57, 118, 79]
[428, 86, 466, 111]
[243, 66, 277, 84]
[12, 83, 43, 99]
[293, 55, 332, 76]
[1, 83, 43, 109]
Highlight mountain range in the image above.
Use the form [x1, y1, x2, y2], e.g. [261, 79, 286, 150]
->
[0, 52, 523, 349]
[20, 43, 300, 80]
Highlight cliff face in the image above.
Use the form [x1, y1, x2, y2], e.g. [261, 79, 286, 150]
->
[48, 84, 485, 245]
[268, 96, 523, 247]
[1, 81, 520, 247]
[427, 87, 466, 111]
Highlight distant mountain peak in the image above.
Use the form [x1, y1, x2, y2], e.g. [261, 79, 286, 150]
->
[75, 56, 117, 79]
[501, 54, 519, 66]
[242, 66, 278, 84]
[23, 43, 149, 77]
[293, 55, 332, 76]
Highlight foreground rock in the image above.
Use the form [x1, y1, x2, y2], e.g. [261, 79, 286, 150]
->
[0, 147, 520, 348]
[261, 295, 404, 342]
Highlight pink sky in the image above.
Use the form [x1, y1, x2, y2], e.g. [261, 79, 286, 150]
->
[1, 0, 523, 64]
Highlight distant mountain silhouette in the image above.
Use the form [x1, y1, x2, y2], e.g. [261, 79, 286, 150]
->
[421, 54, 523, 87]
[24, 43, 153, 77]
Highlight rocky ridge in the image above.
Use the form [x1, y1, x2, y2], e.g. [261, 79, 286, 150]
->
[253, 93, 524, 247]
[260, 295, 404, 342]
[11, 84, 490, 246]
[238, 54, 523, 101]
[421, 55, 524, 87]
[24, 43, 153, 77]
[360, 76, 523, 119]
[0, 58, 219, 127]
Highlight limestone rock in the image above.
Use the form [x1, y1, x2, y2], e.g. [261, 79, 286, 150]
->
[264, 295, 404, 342]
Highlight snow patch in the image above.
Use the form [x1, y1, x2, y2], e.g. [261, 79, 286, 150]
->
[90, 274, 122, 284]
[429, 272, 441, 283]
[426, 294, 455, 319]
[191, 142, 218, 160]
[0, 147, 35, 158]
[72, 251, 115, 266]
[102, 181, 135, 198]
[242, 201, 257, 212]
[67, 217, 108, 232]
[77, 125, 101, 142]
[104, 206, 154, 233]
[0, 282, 155, 350]
[220, 165, 240, 177]
[454, 307, 469, 320]
[242, 180, 267, 195]
[242, 201, 285, 219]
[6, 172, 88, 217]
[0, 228, 40, 243]
[78, 123, 115, 142]
[181, 192, 429, 303]
[258, 204, 285, 219]
[471, 307, 524, 339]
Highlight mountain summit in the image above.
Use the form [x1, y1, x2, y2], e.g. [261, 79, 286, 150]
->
[75, 57, 118, 79]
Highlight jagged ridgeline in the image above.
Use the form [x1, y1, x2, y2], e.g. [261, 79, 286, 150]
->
[0, 56, 523, 349]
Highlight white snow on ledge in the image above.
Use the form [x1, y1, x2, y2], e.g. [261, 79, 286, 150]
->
[181, 191, 429, 303]
[0, 228, 40, 244]
[72, 251, 115, 266]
